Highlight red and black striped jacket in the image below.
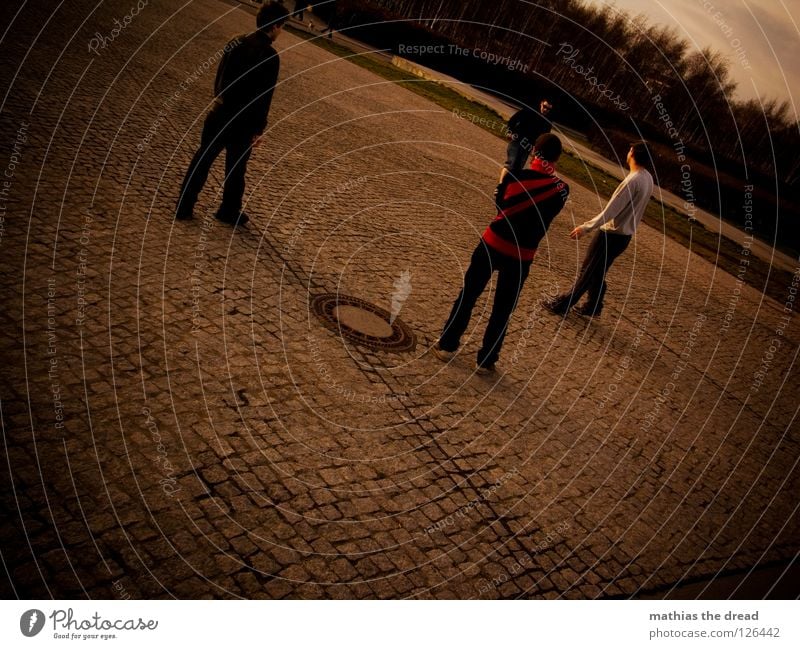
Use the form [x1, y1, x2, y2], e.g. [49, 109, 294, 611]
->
[482, 158, 569, 261]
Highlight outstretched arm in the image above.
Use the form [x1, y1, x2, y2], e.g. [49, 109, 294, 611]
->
[573, 176, 637, 236]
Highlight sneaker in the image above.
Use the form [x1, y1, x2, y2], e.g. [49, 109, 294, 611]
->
[475, 363, 497, 375]
[574, 303, 602, 317]
[542, 298, 568, 315]
[432, 344, 455, 362]
[216, 211, 250, 226]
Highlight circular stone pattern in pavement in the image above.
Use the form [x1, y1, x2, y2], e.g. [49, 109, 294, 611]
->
[310, 293, 416, 353]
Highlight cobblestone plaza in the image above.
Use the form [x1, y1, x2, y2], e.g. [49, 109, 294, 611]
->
[1, 0, 798, 598]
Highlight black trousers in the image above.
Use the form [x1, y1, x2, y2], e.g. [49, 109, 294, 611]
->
[177, 106, 254, 217]
[553, 230, 631, 311]
[504, 137, 532, 172]
[439, 242, 531, 366]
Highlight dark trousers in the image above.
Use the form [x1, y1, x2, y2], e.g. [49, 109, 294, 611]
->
[504, 137, 533, 172]
[177, 106, 253, 217]
[439, 242, 531, 366]
[553, 230, 631, 311]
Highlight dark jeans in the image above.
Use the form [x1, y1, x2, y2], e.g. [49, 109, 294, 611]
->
[553, 230, 631, 311]
[177, 105, 254, 217]
[504, 137, 533, 172]
[439, 242, 531, 366]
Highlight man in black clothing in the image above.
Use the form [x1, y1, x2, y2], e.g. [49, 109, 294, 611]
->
[435, 134, 569, 374]
[176, 2, 289, 226]
[499, 98, 553, 184]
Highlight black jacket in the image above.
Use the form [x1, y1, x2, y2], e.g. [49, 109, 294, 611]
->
[214, 31, 280, 135]
[507, 108, 550, 141]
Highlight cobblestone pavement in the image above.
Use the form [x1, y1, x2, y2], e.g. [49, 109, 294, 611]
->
[1, 0, 798, 599]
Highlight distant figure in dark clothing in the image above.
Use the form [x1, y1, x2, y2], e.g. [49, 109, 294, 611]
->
[434, 134, 569, 374]
[499, 98, 553, 184]
[321, 0, 338, 38]
[176, 2, 289, 226]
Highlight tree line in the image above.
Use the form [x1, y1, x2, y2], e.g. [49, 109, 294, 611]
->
[330, 0, 799, 191]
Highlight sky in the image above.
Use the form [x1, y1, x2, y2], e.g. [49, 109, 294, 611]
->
[586, 0, 799, 110]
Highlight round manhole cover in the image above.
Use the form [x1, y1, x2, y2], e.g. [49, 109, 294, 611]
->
[310, 293, 416, 353]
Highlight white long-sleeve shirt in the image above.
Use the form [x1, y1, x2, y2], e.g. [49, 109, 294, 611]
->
[579, 168, 654, 235]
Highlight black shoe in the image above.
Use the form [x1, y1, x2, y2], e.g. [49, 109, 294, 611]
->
[215, 211, 250, 226]
[574, 303, 602, 317]
[542, 298, 569, 316]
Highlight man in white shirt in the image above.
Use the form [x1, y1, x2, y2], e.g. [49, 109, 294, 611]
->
[544, 141, 654, 317]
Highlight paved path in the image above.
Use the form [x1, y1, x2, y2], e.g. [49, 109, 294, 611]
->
[1, 0, 798, 599]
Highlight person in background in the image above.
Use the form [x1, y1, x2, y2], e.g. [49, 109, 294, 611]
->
[321, 0, 338, 38]
[543, 141, 654, 317]
[496, 98, 553, 199]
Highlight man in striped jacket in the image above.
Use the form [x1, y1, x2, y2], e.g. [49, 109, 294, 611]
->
[434, 133, 569, 373]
